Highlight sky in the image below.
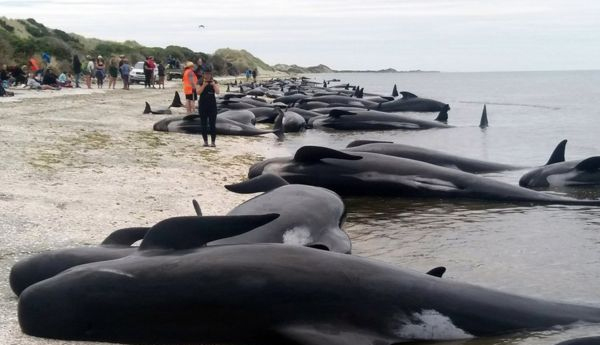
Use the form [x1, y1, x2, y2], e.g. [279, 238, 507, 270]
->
[2, 0, 600, 72]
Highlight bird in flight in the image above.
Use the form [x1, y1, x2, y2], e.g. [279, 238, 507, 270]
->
[198, 25, 205, 28]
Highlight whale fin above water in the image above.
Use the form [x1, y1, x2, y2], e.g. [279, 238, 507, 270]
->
[225, 174, 289, 194]
[101, 227, 150, 246]
[329, 109, 357, 118]
[273, 109, 285, 141]
[479, 105, 488, 128]
[545, 139, 567, 165]
[143, 102, 152, 114]
[575, 157, 600, 172]
[192, 199, 202, 216]
[294, 146, 362, 163]
[139, 214, 280, 251]
[426, 266, 446, 278]
[345, 140, 394, 148]
[392, 84, 399, 97]
[400, 91, 418, 99]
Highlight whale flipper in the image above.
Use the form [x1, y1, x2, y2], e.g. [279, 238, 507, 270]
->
[101, 227, 150, 246]
[294, 146, 362, 163]
[479, 105, 488, 128]
[575, 157, 600, 172]
[392, 84, 399, 97]
[139, 214, 280, 251]
[143, 102, 152, 114]
[192, 199, 202, 216]
[345, 140, 394, 148]
[273, 109, 285, 141]
[400, 91, 418, 99]
[435, 105, 449, 123]
[545, 139, 567, 165]
[426, 266, 446, 278]
[226, 174, 289, 194]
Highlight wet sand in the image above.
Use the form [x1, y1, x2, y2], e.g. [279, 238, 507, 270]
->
[0, 80, 288, 344]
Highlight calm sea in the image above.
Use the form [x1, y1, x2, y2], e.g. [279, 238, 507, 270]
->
[274, 71, 600, 344]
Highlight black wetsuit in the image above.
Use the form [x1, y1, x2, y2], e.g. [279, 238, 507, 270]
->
[198, 83, 218, 143]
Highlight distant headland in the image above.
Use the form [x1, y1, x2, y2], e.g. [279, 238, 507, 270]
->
[0, 17, 434, 75]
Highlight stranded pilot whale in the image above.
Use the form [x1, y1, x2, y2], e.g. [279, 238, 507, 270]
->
[19, 243, 600, 344]
[248, 146, 600, 205]
[345, 140, 525, 173]
[520, 139, 600, 188]
[212, 173, 351, 253]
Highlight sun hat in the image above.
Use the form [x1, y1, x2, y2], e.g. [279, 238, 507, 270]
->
[185, 61, 194, 68]
[97, 55, 103, 59]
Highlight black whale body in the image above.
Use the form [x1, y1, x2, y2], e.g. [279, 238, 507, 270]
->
[19, 243, 600, 344]
[248, 146, 600, 205]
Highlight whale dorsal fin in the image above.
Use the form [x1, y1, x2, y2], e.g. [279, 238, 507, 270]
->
[575, 157, 600, 172]
[170, 91, 183, 108]
[392, 84, 399, 97]
[139, 214, 280, 251]
[329, 109, 356, 118]
[479, 105, 488, 128]
[101, 227, 150, 246]
[143, 102, 152, 114]
[294, 146, 362, 163]
[192, 199, 202, 216]
[400, 91, 418, 99]
[545, 139, 567, 165]
[426, 266, 446, 278]
[346, 140, 393, 148]
[225, 174, 289, 194]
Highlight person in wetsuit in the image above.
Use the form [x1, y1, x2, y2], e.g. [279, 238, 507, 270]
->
[197, 70, 220, 147]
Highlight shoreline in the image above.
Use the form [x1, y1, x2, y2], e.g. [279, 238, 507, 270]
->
[0, 79, 290, 344]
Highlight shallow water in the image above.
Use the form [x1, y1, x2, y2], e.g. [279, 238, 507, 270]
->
[276, 71, 600, 344]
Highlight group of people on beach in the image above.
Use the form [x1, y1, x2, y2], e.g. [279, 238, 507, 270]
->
[182, 58, 220, 147]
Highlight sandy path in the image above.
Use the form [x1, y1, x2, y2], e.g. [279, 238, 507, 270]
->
[0, 81, 289, 344]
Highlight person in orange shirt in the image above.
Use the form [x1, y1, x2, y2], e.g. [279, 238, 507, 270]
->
[182, 61, 198, 114]
[28, 57, 41, 78]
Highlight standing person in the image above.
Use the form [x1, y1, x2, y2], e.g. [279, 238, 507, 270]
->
[157, 60, 165, 89]
[72, 54, 81, 88]
[108, 57, 118, 89]
[143, 56, 152, 88]
[84, 55, 94, 88]
[245, 68, 251, 81]
[252, 68, 257, 83]
[182, 61, 198, 114]
[95, 56, 105, 88]
[194, 57, 206, 82]
[120, 58, 131, 90]
[197, 70, 220, 147]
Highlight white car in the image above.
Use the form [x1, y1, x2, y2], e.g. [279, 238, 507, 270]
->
[129, 61, 158, 84]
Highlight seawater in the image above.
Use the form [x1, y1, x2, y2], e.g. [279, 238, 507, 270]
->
[273, 71, 600, 344]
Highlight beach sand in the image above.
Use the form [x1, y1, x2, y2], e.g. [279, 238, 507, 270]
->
[0, 79, 290, 344]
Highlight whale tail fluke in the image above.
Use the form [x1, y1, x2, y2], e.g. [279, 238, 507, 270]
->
[479, 104, 488, 128]
[170, 91, 183, 108]
[226, 174, 289, 194]
[143, 102, 152, 114]
[435, 104, 450, 123]
[545, 139, 567, 165]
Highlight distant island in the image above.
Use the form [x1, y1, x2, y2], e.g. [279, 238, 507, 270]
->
[0, 17, 432, 76]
